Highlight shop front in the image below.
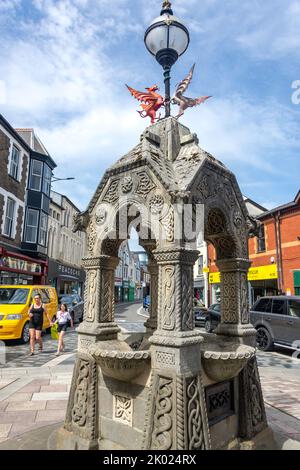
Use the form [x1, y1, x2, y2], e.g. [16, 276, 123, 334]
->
[123, 280, 129, 302]
[194, 278, 205, 304]
[47, 260, 85, 297]
[115, 277, 123, 303]
[294, 271, 300, 296]
[209, 264, 278, 306]
[0, 247, 47, 285]
[129, 280, 135, 302]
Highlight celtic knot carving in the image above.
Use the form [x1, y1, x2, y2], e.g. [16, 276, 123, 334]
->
[86, 269, 97, 322]
[248, 359, 263, 427]
[214, 236, 236, 259]
[161, 208, 174, 243]
[197, 174, 213, 201]
[206, 209, 227, 235]
[182, 269, 194, 330]
[121, 176, 133, 193]
[87, 221, 97, 254]
[114, 395, 133, 425]
[72, 360, 90, 427]
[241, 272, 249, 324]
[221, 272, 238, 323]
[103, 180, 119, 203]
[101, 270, 113, 322]
[152, 377, 173, 450]
[162, 266, 176, 330]
[187, 376, 205, 450]
[149, 194, 164, 214]
[136, 171, 156, 196]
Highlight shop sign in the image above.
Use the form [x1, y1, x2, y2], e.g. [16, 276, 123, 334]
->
[58, 264, 80, 278]
[0, 256, 42, 274]
[248, 264, 278, 281]
[209, 264, 278, 284]
[115, 277, 123, 287]
[123, 281, 129, 288]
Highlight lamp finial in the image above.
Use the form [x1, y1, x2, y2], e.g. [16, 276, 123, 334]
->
[161, 1, 173, 15]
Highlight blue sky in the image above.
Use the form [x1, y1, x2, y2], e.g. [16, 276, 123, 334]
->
[0, 0, 299, 212]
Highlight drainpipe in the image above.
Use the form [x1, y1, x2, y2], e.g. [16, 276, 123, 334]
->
[274, 212, 284, 293]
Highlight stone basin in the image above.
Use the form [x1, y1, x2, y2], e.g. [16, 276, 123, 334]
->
[200, 337, 255, 382]
[90, 341, 151, 382]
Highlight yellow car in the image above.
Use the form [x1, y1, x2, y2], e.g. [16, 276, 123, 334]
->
[0, 285, 58, 343]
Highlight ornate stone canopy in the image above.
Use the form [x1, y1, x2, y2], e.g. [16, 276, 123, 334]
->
[58, 117, 268, 451]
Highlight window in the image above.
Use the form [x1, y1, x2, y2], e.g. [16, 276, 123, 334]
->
[9, 146, 20, 180]
[3, 198, 16, 238]
[43, 165, 52, 195]
[257, 224, 266, 253]
[288, 300, 300, 319]
[25, 209, 39, 243]
[39, 212, 47, 246]
[40, 288, 50, 304]
[198, 255, 204, 275]
[271, 299, 286, 315]
[253, 298, 272, 313]
[29, 160, 43, 191]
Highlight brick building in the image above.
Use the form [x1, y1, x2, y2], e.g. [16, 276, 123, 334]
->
[251, 190, 300, 298]
[207, 191, 300, 305]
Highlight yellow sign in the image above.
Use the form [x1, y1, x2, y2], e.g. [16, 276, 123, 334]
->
[202, 267, 210, 273]
[209, 264, 278, 284]
[248, 264, 278, 281]
[209, 272, 221, 284]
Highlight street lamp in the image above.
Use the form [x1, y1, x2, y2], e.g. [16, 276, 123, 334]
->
[51, 176, 75, 183]
[144, 1, 190, 118]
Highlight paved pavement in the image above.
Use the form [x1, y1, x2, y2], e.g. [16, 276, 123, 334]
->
[0, 303, 300, 449]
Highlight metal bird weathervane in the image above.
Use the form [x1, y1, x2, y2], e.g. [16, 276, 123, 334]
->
[126, 2, 211, 124]
[172, 64, 212, 119]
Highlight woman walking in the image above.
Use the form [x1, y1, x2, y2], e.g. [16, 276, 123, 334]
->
[28, 293, 52, 355]
[54, 303, 73, 356]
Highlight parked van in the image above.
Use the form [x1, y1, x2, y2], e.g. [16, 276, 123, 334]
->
[0, 286, 58, 344]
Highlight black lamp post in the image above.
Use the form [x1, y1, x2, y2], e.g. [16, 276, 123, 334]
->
[144, 1, 190, 118]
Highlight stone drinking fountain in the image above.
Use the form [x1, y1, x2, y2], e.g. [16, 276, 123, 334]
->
[55, 117, 271, 450]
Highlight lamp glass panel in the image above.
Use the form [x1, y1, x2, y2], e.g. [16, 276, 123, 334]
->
[145, 25, 168, 55]
[168, 25, 189, 56]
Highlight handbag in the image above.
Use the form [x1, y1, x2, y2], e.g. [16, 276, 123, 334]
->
[51, 323, 59, 340]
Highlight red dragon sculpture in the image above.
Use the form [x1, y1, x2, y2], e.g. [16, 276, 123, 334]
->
[126, 84, 164, 124]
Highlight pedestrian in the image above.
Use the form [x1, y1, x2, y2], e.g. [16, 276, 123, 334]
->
[54, 303, 74, 356]
[28, 293, 52, 355]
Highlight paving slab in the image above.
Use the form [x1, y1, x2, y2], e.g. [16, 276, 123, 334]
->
[32, 392, 69, 401]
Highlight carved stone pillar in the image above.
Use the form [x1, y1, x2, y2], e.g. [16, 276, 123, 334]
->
[238, 356, 268, 439]
[142, 248, 211, 450]
[215, 258, 256, 341]
[77, 255, 121, 349]
[144, 259, 158, 334]
[150, 248, 202, 345]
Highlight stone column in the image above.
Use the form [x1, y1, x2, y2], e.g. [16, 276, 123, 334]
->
[144, 259, 158, 334]
[77, 255, 121, 351]
[56, 255, 121, 450]
[142, 249, 211, 450]
[215, 258, 256, 341]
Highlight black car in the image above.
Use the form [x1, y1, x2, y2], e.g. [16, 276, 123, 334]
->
[194, 306, 208, 326]
[250, 296, 300, 351]
[204, 304, 221, 332]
